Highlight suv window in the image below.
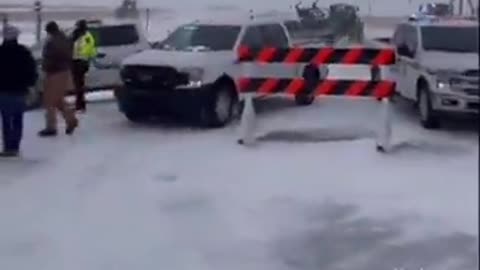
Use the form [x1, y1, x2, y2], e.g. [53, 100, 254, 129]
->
[241, 26, 264, 47]
[89, 24, 140, 47]
[260, 24, 289, 48]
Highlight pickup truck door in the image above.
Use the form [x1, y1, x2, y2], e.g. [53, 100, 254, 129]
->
[393, 24, 420, 101]
[399, 55, 421, 100]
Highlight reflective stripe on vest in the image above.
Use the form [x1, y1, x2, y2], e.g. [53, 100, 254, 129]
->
[73, 31, 97, 60]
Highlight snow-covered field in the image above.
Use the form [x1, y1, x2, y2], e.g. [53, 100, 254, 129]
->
[0, 2, 479, 269]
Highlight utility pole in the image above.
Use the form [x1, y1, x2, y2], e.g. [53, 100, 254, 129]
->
[459, 0, 464, 15]
[34, 0, 42, 43]
[1, 13, 8, 37]
[145, 8, 150, 32]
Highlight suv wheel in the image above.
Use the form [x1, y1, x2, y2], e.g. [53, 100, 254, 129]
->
[418, 84, 440, 129]
[203, 83, 237, 127]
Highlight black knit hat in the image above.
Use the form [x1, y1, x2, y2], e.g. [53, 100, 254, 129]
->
[45, 21, 60, 34]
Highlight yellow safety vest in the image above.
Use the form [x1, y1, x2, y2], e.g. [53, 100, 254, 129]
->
[73, 31, 97, 61]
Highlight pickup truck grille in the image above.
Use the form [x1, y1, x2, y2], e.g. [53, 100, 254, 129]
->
[450, 69, 479, 96]
[463, 69, 479, 78]
[463, 88, 479, 96]
[121, 65, 189, 90]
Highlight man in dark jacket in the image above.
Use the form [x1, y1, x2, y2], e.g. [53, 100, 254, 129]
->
[38, 21, 78, 137]
[0, 25, 38, 157]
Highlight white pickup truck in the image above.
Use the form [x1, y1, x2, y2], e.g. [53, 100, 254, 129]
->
[116, 16, 319, 126]
[392, 17, 479, 128]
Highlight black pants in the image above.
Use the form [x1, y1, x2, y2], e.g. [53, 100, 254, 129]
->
[0, 94, 25, 152]
[72, 60, 89, 110]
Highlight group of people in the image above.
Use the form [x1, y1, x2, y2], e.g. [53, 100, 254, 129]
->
[0, 19, 97, 157]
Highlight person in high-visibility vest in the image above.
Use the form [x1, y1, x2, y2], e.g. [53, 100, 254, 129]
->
[71, 19, 97, 112]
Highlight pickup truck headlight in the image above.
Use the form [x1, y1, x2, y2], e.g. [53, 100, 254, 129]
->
[180, 67, 204, 87]
[427, 69, 454, 89]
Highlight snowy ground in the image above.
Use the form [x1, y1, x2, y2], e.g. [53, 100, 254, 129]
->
[0, 93, 478, 270]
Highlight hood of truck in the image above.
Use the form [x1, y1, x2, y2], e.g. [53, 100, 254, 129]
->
[420, 51, 479, 72]
[121, 49, 235, 68]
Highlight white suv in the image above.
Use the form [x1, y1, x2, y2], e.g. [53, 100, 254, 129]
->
[28, 19, 150, 107]
[393, 17, 479, 128]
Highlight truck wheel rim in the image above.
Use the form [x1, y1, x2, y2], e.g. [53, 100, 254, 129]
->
[215, 90, 231, 122]
[419, 91, 429, 120]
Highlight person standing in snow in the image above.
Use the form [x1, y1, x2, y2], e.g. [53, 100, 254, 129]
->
[0, 25, 38, 157]
[71, 19, 97, 112]
[38, 21, 78, 137]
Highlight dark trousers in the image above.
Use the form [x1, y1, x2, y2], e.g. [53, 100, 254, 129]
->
[72, 59, 89, 110]
[0, 94, 25, 152]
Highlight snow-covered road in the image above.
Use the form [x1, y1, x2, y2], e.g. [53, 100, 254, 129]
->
[0, 95, 478, 270]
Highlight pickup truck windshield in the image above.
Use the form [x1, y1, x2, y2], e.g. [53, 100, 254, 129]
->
[155, 24, 241, 51]
[420, 4, 452, 16]
[421, 26, 479, 53]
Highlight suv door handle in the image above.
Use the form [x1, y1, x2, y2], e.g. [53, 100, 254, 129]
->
[97, 53, 106, 58]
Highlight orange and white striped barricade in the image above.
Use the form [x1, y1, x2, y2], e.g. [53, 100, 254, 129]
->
[235, 45, 396, 152]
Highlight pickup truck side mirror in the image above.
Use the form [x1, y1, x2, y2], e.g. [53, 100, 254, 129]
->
[397, 45, 413, 57]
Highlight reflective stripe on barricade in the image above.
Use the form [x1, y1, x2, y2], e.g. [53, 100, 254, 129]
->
[237, 46, 396, 65]
[237, 78, 395, 99]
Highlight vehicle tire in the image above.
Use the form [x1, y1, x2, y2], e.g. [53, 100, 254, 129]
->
[295, 64, 318, 106]
[124, 110, 149, 123]
[295, 94, 315, 106]
[418, 84, 440, 129]
[203, 82, 237, 128]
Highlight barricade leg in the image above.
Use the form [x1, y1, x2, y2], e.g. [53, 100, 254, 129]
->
[237, 94, 257, 146]
[376, 98, 392, 152]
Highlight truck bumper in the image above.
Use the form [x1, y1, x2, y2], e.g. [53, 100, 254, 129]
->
[114, 83, 213, 116]
[431, 93, 479, 115]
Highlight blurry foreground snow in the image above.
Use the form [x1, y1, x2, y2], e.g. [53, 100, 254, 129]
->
[0, 97, 477, 270]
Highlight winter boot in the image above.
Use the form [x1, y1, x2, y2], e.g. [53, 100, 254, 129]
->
[0, 150, 19, 157]
[66, 118, 79, 135]
[38, 129, 58, 137]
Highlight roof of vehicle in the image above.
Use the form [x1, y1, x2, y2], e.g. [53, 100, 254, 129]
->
[406, 16, 478, 27]
[187, 11, 298, 26]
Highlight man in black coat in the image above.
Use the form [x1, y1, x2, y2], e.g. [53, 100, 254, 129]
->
[0, 25, 38, 157]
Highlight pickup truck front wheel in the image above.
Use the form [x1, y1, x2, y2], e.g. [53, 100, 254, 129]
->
[295, 94, 315, 106]
[418, 85, 440, 129]
[202, 83, 237, 127]
[124, 110, 149, 123]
